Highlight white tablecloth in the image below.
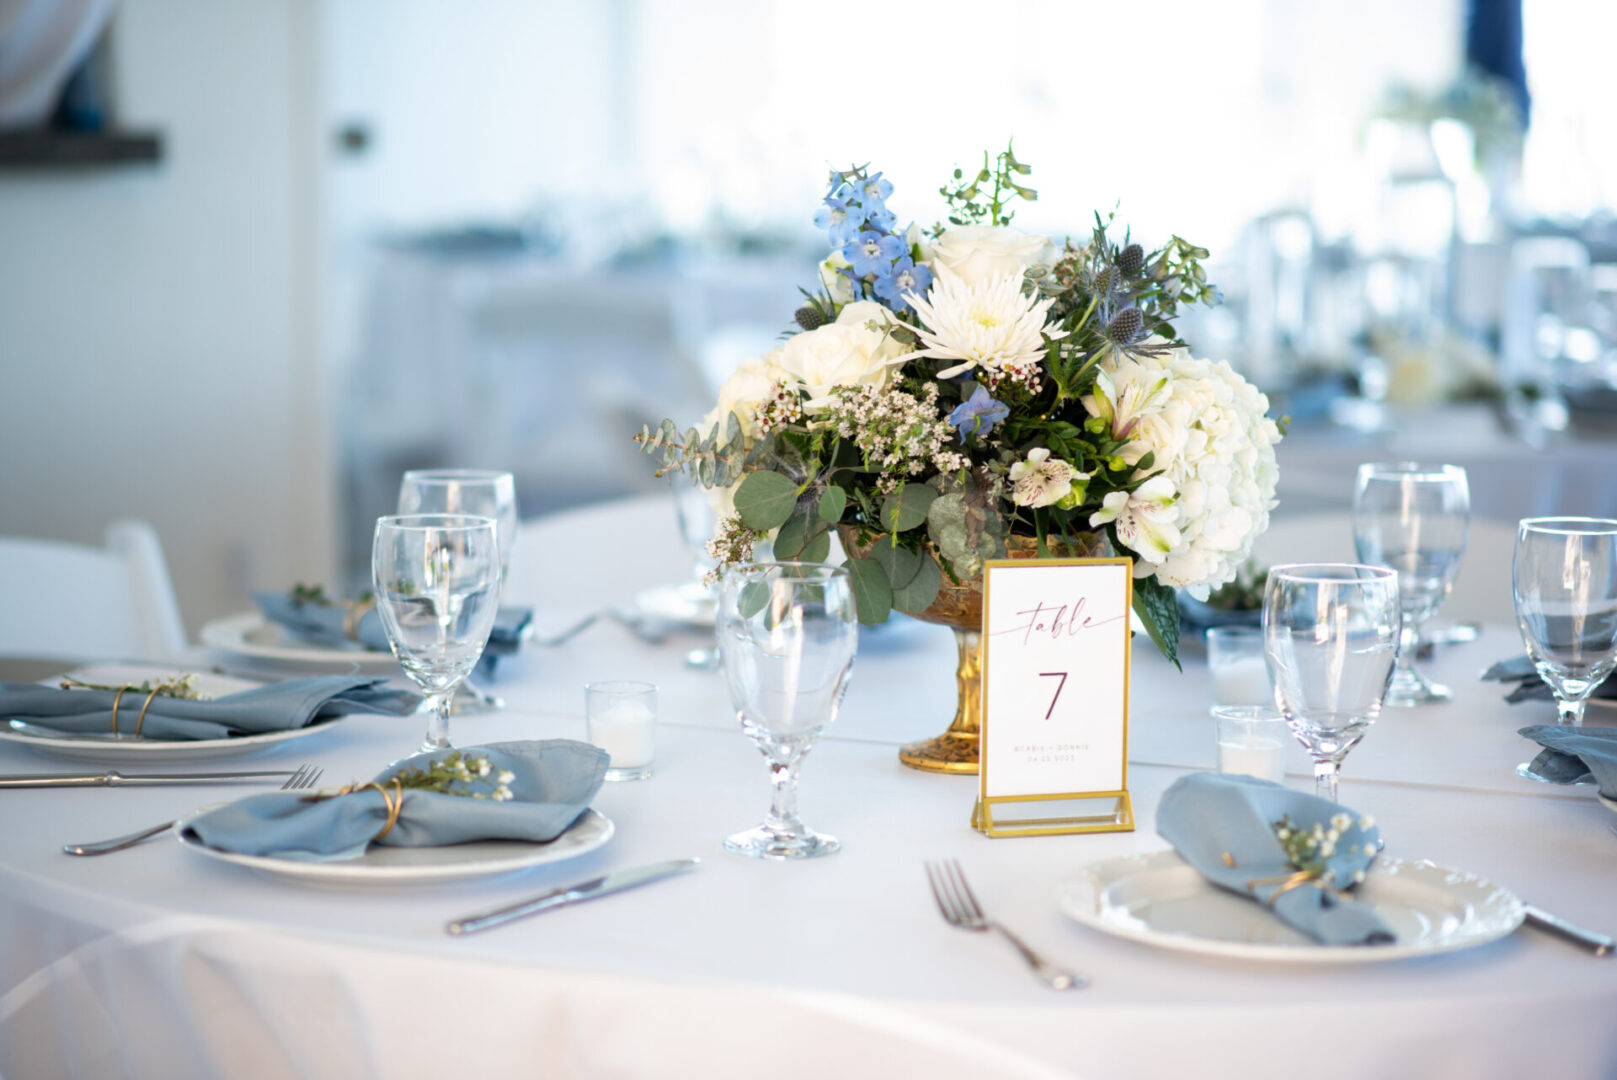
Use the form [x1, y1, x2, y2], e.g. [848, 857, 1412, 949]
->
[4, 496, 1617, 1080]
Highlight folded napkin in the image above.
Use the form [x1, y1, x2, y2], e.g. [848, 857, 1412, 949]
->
[253, 590, 532, 670]
[183, 740, 608, 861]
[1482, 655, 1617, 704]
[1157, 772, 1394, 946]
[0, 676, 419, 741]
[1517, 725, 1617, 797]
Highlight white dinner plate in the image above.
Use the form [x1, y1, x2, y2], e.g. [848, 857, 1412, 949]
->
[0, 663, 344, 765]
[175, 806, 614, 887]
[1057, 850, 1523, 963]
[1598, 793, 1617, 814]
[200, 611, 401, 671]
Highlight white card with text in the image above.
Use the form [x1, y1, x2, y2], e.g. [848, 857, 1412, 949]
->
[980, 559, 1131, 800]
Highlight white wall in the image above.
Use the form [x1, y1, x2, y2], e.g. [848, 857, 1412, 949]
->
[0, 0, 335, 637]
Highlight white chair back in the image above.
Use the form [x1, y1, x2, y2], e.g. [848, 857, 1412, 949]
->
[0, 520, 186, 660]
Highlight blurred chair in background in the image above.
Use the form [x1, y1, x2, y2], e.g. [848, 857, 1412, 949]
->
[0, 520, 186, 660]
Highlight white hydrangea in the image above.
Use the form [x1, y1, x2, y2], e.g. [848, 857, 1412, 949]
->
[1084, 346, 1281, 599]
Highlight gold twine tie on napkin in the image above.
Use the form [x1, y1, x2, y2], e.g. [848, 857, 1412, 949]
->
[342, 597, 377, 642]
[109, 685, 163, 738]
[1222, 852, 1332, 907]
[303, 778, 406, 843]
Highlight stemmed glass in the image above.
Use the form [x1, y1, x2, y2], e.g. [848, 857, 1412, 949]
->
[1263, 564, 1401, 802]
[398, 470, 517, 711]
[717, 563, 857, 859]
[372, 514, 502, 752]
[1513, 518, 1617, 726]
[1352, 462, 1470, 705]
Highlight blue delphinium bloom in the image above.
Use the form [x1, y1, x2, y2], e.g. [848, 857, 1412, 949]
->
[845, 230, 906, 277]
[860, 172, 894, 205]
[814, 188, 867, 248]
[874, 256, 933, 312]
[947, 384, 1011, 443]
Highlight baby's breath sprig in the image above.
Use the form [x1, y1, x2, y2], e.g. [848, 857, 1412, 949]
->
[1274, 812, 1379, 885]
[60, 673, 207, 701]
[391, 750, 515, 801]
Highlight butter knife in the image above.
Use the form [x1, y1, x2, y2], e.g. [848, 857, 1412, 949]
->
[0, 770, 300, 788]
[446, 857, 700, 936]
[1523, 905, 1614, 956]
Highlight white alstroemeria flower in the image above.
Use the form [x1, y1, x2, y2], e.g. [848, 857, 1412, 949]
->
[1089, 476, 1181, 565]
[904, 267, 1065, 381]
[1009, 447, 1087, 509]
[930, 225, 1049, 288]
[1084, 365, 1170, 444]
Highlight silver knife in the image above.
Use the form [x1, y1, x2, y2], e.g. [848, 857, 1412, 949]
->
[0, 770, 300, 788]
[1523, 905, 1614, 956]
[446, 857, 700, 936]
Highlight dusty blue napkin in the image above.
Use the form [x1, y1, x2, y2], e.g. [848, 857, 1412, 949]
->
[182, 740, 608, 861]
[1157, 772, 1395, 946]
[253, 590, 532, 669]
[1482, 655, 1617, 704]
[1518, 725, 1617, 797]
[0, 676, 420, 741]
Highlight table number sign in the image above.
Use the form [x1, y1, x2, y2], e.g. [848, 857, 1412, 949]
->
[972, 557, 1135, 837]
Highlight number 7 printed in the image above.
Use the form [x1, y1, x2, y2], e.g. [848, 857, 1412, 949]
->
[1038, 671, 1067, 720]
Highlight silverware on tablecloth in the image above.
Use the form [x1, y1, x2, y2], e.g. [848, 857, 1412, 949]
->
[62, 764, 324, 856]
[924, 859, 1084, 990]
[2, 766, 316, 789]
[1523, 905, 1615, 956]
[446, 857, 701, 935]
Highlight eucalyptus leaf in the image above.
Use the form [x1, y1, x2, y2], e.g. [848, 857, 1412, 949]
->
[734, 471, 799, 531]
[891, 552, 942, 614]
[1132, 575, 1181, 671]
[845, 557, 893, 625]
[737, 580, 770, 620]
[819, 485, 847, 524]
[870, 542, 922, 589]
[772, 513, 828, 563]
[883, 484, 938, 533]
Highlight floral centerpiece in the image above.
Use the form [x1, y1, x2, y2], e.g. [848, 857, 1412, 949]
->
[639, 146, 1282, 769]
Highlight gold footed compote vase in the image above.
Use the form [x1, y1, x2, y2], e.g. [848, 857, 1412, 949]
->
[840, 527, 1106, 774]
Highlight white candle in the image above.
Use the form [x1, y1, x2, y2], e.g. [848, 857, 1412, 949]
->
[1212, 655, 1272, 706]
[1218, 734, 1287, 783]
[589, 703, 655, 768]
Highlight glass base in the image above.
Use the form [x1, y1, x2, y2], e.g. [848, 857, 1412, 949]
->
[1384, 665, 1451, 707]
[449, 682, 505, 715]
[723, 823, 840, 860]
[604, 764, 653, 782]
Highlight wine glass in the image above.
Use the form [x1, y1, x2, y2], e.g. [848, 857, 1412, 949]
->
[372, 514, 502, 752]
[1513, 518, 1617, 726]
[1263, 564, 1401, 802]
[398, 469, 517, 711]
[1352, 462, 1470, 705]
[717, 563, 857, 859]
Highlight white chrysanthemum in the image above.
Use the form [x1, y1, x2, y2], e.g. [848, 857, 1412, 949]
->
[1085, 347, 1281, 597]
[904, 266, 1065, 381]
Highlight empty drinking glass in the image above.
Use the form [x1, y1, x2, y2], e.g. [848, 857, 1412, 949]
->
[1513, 518, 1617, 726]
[717, 563, 857, 860]
[1353, 462, 1469, 705]
[372, 514, 502, 752]
[1263, 564, 1401, 802]
[398, 470, 518, 586]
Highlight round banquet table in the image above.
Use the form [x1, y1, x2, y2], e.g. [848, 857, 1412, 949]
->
[3, 495, 1617, 1080]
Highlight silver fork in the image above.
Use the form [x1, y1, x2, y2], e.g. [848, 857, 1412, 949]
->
[62, 763, 325, 856]
[924, 859, 1084, 990]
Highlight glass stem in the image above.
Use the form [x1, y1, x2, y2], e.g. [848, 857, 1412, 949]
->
[767, 758, 803, 835]
[423, 690, 453, 751]
[1313, 759, 1340, 803]
[1395, 617, 1422, 677]
[1557, 695, 1589, 727]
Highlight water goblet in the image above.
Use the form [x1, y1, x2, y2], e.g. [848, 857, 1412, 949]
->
[398, 469, 517, 712]
[1263, 564, 1401, 802]
[1513, 518, 1617, 726]
[717, 563, 857, 860]
[372, 514, 502, 752]
[1352, 462, 1469, 705]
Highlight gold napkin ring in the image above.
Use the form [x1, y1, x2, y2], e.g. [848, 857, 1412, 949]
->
[109, 685, 163, 737]
[326, 778, 405, 842]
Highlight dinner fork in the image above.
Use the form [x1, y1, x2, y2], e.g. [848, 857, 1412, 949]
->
[924, 859, 1084, 990]
[62, 763, 324, 856]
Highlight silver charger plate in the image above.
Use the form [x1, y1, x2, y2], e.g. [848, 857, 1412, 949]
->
[200, 611, 400, 671]
[0, 663, 343, 764]
[175, 806, 614, 887]
[1058, 849, 1523, 963]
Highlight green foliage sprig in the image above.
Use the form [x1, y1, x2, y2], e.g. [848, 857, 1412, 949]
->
[937, 141, 1036, 230]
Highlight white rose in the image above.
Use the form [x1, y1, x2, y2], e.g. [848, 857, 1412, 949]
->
[771, 316, 913, 412]
[930, 225, 1050, 288]
[714, 356, 795, 434]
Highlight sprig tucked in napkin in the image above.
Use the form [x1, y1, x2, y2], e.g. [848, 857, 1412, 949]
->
[183, 740, 607, 861]
[1517, 725, 1617, 797]
[1157, 773, 1394, 946]
[0, 676, 420, 741]
[254, 589, 532, 670]
[1482, 655, 1617, 704]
